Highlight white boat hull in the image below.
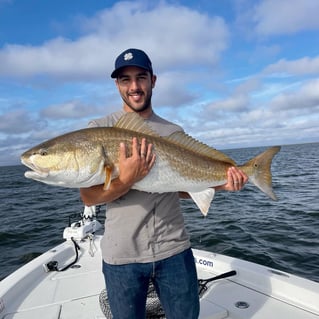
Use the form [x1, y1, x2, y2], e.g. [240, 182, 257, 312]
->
[1, 218, 319, 318]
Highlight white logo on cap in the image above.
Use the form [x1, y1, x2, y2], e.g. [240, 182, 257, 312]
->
[124, 52, 133, 61]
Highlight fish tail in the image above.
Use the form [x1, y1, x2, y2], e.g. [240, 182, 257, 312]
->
[240, 146, 281, 200]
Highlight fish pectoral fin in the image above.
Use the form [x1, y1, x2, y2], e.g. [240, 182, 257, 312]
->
[188, 188, 215, 216]
[103, 165, 113, 190]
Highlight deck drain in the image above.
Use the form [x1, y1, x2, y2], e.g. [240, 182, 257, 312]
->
[235, 301, 250, 309]
[71, 264, 81, 269]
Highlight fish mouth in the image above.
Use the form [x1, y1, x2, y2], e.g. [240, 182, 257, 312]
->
[24, 170, 49, 180]
[21, 158, 49, 179]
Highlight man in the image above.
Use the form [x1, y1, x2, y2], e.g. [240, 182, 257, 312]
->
[80, 48, 247, 319]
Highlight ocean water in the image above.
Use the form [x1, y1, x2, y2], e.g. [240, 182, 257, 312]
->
[0, 143, 318, 282]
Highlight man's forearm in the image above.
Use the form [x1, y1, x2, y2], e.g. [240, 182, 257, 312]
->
[80, 178, 133, 206]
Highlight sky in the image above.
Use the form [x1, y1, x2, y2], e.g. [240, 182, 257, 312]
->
[0, 0, 318, 166]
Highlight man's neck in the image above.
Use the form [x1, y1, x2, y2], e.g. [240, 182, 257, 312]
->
[123, 105, 153, 119]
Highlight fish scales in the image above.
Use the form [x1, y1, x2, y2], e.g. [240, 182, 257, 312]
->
[21, 112, 281, 215]
[73, 126, 231, 186]
[125, 129, 227, 186]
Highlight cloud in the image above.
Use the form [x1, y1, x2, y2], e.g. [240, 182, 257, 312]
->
[264, 56, 319, 76]
[0, 108, 44, 134]
[153, 70, 199, 108]
[253, 0, 319, 36]
[269, 78, 319, 111]
[0, 0, 319, 166]
[0, 37, 109, 80]
[0, 2, 229, 81]
[180, 71, 319, 149]
[207, 94, 250, 113]
[0, 135, 28, 167]
[41, 100, 100, 119]
[78, 1, 229, 68]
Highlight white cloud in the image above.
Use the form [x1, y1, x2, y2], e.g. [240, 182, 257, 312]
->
[208, 94, 249, 112]
[0, 2, 229, 81]
[0, 109, 44, 134]
[0, 37, 109, 79]
[41, 100, 100, 119]
[153, 70, 199, 108]
[253, 0, 319, 36]
[179, 71, 319, 149]
[0, 0, 319, 166]
[264, 56, 319, 76]
[269, 78, 319, 110]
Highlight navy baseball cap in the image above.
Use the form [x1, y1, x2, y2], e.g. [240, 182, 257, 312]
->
[111, 48, 153, 78]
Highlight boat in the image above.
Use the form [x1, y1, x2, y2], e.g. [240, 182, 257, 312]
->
[1, 205, 318, 319]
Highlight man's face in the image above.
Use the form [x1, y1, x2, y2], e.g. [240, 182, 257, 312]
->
[116, 66, 156, 113]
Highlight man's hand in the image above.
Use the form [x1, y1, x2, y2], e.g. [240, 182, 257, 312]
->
[216, 167, 248, 192]
[80, 137, 156, 206]
[118, 137, 156, 186]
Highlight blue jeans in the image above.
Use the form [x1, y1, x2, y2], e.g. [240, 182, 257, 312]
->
[102, 248, 199, 319]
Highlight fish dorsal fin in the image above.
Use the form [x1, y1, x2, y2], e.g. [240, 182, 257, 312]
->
[165, 131, 236, 165]
[115, 113, 236, 165]
[114, 112, 160, 137]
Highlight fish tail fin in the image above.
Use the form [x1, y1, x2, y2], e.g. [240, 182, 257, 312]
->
[240, 146, 281, 200]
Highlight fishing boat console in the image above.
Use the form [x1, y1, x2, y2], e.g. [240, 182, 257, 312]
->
[62, 205, 103, 241]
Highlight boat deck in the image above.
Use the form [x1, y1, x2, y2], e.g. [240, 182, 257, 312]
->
[1, 234, 319, 319]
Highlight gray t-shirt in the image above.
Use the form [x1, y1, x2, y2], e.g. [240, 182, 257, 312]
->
[89, 110, 190, 265]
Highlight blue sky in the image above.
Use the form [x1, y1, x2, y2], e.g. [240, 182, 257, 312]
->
[0, 0, 318, 166]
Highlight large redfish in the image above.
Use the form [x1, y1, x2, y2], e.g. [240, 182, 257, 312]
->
[21, 113, 280, 215]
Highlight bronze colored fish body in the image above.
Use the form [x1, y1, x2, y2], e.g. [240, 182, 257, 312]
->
[21, 113, 281, 215]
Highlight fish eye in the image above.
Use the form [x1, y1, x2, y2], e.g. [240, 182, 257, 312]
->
[39, 149, 48, 156]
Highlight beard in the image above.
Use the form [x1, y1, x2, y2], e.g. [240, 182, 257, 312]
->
[121, 90, 153, 113]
